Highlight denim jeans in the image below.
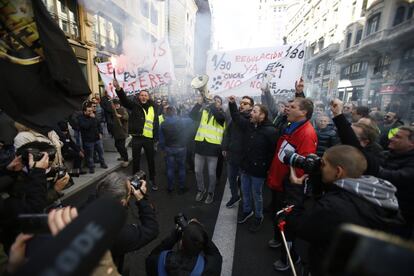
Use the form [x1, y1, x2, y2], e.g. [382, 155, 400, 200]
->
[194, 153, 218, 194]
[165, 147, 186, 190]
[227, 161, 240, 200]
[83, 140, 105, 169]
[241, 173, 265, 219]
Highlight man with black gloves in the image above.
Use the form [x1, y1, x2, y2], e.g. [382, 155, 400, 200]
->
[146, 219, 222, 276]
[287, 145, 405, 276]
[190, 96, 226, 204]
[222, 96, 254, 208]
[94, 172, 159, 274]
[378, 126, 414, 231]
[114, 79, 159, 191]
[228, 96, 277, 232]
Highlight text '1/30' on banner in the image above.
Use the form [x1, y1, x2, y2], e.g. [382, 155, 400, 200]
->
[206, 43, 305, 97]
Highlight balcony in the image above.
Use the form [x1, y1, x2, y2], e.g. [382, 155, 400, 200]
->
[307, 43, 339, 64]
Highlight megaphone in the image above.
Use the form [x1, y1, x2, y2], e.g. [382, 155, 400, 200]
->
[191, 74, 212, 103]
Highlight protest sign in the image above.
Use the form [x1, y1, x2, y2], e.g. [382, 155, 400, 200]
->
[206, 43, 305, 97]
[96, 39, 175, 97]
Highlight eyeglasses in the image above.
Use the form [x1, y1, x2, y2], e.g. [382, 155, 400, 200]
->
[240, 101, 251, 106]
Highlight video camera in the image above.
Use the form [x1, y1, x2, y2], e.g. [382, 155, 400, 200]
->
[129, 170, 146, 190]
[283, 150, 321, 174]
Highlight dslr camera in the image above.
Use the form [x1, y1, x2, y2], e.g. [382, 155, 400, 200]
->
[283, 150, 321, 174]
[129, 170, 146, 190]
[16, 142, 56, 166]
[174, 212, 188, 232]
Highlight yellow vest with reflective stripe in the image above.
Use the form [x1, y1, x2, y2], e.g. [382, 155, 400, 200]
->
[142, 106, 155, 138]
[388, 127, 399, 139]
[194, 110, 225, 145]
[159, 114, 164, 126]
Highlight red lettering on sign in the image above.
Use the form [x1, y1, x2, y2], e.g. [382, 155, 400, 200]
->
[148, 74, 158, 88]
[158, 42, 166, 57]
[139, 76, 148, 89]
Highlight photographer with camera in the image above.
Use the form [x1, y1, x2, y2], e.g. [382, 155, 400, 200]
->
[286, 145, 405, 276]
[146, 216, 222, 276]
[93, 172, 159, 274]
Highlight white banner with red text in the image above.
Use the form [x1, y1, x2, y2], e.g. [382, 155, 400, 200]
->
[206, 43, 305, 97]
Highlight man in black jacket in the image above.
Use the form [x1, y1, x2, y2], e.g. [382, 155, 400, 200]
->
[159, 106, 193, 193]
[79, 104, 107, 173]
[378, 126, 414, 230]
[95, 172, 159, 274]
[287, 145, 405, 275]
[228, 96, 277, 232]
[222, 96, 254, 208]
[114, 79, 159, 190]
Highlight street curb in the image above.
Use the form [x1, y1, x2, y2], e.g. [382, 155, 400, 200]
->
[61, 163, 123, 201]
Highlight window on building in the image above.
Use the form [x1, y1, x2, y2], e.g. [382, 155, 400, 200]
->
[141, 0, 149, 18]
[318, 38, 324, 51]
[316, 63, 323, 77]
[351, 63, 360, 74]
[374, 55, 390, 74]
[94, 14, 122, 52]
[400, 48, 414, 69]
[361, 61, 368, 72]
[325, 59, 332, 74]
[341, 66, 351, 78]
[408, 5, 414, 19]
[393, 6, 406, 26]
[42, 0, 80, 39]
[346, 32, 352, 48]
[355, 29, 363, 44]
[151, 3, 158, 25]
[366, 13, 380, 36]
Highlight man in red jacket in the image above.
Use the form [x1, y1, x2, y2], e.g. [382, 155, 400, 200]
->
[267, 97, 318, 271]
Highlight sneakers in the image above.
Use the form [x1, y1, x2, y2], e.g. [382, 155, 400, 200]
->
[226, 196, 241, 208]
[205, 193, 214, 204]
[121, 161, 129, 168]
[89, 168, 95, 174]
[238, 211, 254, 224]
[100, 163, 108, 169]
[268, 238, 282, 248]
[195, 190, 206, 202]
[273, 256, 301, 271]
[248, 216, 264, 232]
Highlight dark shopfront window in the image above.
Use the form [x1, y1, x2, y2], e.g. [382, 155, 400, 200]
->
[42, 0, 80, 39]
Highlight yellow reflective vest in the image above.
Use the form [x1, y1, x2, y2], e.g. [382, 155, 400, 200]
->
[142, 106, 155, 138]
[159, 114, 164, 126]
[194, 110, 225, 145]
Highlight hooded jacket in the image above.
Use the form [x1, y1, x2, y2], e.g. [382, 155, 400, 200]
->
[287, 176, 405, 276]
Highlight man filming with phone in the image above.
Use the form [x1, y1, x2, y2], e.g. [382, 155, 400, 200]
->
[285, 145, 405, 275]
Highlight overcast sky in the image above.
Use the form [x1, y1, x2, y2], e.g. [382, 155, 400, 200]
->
[210, 0, 259, 50]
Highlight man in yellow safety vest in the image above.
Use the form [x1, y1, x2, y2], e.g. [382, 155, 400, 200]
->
[189, 95, 226, 204]
[114, 79, 160, 191]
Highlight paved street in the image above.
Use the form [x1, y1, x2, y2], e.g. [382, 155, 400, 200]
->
[61, 147, 306, 276]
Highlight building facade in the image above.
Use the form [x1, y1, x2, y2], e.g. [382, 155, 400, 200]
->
[286, 0, 414, 121]
[256, 0, 290, 46]
[166, 0, 198, 95]
[42, 0, 166, 96]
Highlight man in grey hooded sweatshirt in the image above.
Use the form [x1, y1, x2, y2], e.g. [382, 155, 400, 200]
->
[285, 145, 406, 276]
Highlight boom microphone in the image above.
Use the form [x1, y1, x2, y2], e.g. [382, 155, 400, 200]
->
[16, 197, 126, 276]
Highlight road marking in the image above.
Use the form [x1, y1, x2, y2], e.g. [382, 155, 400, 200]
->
[212, 180, 239, 276]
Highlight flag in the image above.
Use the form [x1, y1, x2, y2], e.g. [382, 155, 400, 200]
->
[0, 0, 90, 134]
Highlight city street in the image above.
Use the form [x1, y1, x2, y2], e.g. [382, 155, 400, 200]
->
[62, 152, 302, 276]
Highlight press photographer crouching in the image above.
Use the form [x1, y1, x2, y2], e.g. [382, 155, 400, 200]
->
[92, 171, 159, 274]
[284, 145, 406, 276]
[146, 215, 222, 276]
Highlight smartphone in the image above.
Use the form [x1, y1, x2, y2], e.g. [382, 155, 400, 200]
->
[18, 214, 50, 234]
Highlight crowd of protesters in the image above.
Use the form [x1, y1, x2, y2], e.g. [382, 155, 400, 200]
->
[1, 74, 414, 275]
